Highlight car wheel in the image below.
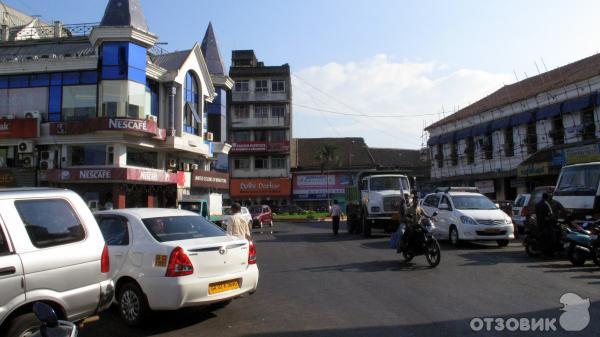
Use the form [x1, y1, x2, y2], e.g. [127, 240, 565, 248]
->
[4, 312, 39, 337]
[118, 283, 149, 327]
[567, 244, 587, 266]
[449, 226, 460, 247]
[496, 240, 510, 247]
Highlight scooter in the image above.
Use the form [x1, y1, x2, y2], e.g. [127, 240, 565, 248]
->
[31, 302, 78, 337]
[397, 212, 441, 267]
[565, 220, 600, 266]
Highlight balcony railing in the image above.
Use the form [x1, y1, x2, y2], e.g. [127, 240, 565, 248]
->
[7, 22, 99, 41]
[232, 91, 289, 102]
[231, 115, 290, 128]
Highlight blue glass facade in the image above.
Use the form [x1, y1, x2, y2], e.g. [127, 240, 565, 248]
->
[101, 42, 147, 84]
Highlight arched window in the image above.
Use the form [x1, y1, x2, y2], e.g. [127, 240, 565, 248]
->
[184, 71, 200, 134]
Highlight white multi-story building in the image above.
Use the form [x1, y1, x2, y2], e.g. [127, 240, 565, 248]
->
[426, 54, 600, 200]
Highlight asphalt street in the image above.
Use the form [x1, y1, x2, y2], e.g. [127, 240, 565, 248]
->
[80, 221, 600, 337]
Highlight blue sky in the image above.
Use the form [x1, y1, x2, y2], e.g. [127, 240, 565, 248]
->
[6, 0, 600, 148]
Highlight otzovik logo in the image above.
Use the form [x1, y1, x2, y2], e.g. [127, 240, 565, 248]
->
[470, 293, 591, 333]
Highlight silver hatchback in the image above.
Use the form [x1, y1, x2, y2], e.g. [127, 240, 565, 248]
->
[0, 188, 114, 337]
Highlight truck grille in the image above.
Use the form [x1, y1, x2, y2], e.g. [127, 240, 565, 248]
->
[383, 197, 403, 212]
[475, 219, 505, 226]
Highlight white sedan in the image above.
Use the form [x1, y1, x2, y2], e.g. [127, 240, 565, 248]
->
[95, 208, 259, 326]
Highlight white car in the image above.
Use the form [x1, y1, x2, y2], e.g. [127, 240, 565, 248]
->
[421, 188, 515, 247]
[221, 206, 253, 228]
[94, 208, 259, 326]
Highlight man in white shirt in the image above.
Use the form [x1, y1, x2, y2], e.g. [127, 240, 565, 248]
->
[227, 203, 252, 241]
[330, 199, 342, 235]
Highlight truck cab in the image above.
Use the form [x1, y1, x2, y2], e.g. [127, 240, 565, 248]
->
[178, 193, 224, 224]
[359, 174, 411, 236]
[553, 162, 600, 219]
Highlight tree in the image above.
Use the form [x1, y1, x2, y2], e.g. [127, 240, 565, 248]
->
[315, 145, 339, 206]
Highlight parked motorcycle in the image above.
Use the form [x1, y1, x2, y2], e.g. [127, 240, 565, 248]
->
[31, 302, 78, 337]
[565, 220, 600, 266]
[397, 212, 441, 267]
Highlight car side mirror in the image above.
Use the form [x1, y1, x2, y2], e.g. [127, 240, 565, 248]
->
[33, 302, 58, 328]
[439, 203, 449, 210]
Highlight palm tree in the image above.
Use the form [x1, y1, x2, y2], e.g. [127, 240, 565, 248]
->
[315, 145, 339, 206]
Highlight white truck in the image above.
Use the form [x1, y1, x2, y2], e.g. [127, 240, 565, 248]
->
[346, 174, 412, 236]
[178, 193, 224, 224]
[553, 162, 600, 219]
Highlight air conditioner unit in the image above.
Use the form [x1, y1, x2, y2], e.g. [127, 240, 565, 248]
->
[204, 132, 214, 142]
[191, 164, 199, 171]
[0, 115, 14, 120]
[21, 154, 34, 168]
[23, 111, 40, 119]
[183, 163, 191, 172]
[40, 159, 54, 170]
[168, 159, 177, 169]
[17, 141, 33, 154]
[40, 151, 53, 161]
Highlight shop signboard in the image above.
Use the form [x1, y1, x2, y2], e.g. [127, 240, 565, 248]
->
[230, 141, 290, 153]
[49, 117, 166, 140]
[0, 118, 38, 139]
[564, 144, 600, 164]
[230, 178, 291, 198]
[474, 180, 495, 194]
[46, 168, 177, 184]
[517, 162, 550, 177]
[293, 174, 352, 196]
[191, 170, 229, 189]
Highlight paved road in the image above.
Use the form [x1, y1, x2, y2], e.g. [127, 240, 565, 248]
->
[81, 221, 599, 337]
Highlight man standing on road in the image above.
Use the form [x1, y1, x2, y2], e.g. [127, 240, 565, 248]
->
[227, 203, 252, 241]
[536, 192, 555, 250]
[330, 199, 342, 235]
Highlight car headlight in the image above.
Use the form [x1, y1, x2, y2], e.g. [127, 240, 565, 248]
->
[505, 217, 513, 225]
[460, 216, 478, 225]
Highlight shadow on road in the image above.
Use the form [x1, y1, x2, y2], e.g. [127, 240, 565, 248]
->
[301, 259, 432, 273]
[79, 305, 217, 337]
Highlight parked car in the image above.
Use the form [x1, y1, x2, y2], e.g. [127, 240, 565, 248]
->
[94, 208, 259, 326]
[218, 206, 253, 229]
[249, 205, 274, 228]
[512, 193, 531, 232]
[0, 188, 114, 337]
[421, 187, 515, 247]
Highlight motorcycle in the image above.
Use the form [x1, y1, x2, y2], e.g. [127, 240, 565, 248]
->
[397, 212, 441, 267]
[523, 218, 568, 257]
[564, 219, 600, 266]
[31, 302, 78, 337]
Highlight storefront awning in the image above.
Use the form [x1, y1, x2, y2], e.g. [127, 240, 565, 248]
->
[471, 123, 491, 137]
[562, 94, 593, 114]
[536, 103, 561, 120]
[490, 117, 511, 132]
[510, 110, 535, 126]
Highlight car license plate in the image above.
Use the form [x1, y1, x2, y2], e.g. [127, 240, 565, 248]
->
[485, 228, 500, 233]
[208, 279, 240, 295]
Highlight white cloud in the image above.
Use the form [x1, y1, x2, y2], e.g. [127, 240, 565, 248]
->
[292, 54, 512, 149]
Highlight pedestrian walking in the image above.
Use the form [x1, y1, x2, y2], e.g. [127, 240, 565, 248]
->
[330, 199, 342, 235]
[227, 203, 252, 241]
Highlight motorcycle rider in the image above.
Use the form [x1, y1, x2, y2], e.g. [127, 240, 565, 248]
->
[535, 192, 556, 251]
[399, 192, 423, 252]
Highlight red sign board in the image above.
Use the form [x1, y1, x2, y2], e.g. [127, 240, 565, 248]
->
[46, 168, 177, 185]
[230, 141, 290, 154]
[191, 170, 229, 189]
[49, 117, 166, 140]
[230, 178, 291, 198]
[0, 118, 38, 139]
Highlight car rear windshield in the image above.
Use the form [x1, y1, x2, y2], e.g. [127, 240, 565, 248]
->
[142, 215, 225, 242]
[452, 195, 497, 210]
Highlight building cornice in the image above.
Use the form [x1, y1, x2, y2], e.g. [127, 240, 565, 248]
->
[211, 74, 234, 90]
[89, 26, 158, 48]
[0, 57, 97, 74]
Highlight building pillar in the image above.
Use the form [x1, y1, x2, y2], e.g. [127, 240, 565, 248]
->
[113, 185, 126, 209]
[167, 84, 177, 136]
[53, 21, 63, 39]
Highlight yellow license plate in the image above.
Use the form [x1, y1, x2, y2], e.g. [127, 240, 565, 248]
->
[208, 279, 240, 295]
[485, 228, 500, 233]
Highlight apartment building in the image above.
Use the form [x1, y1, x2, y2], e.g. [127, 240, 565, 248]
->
[228, 50, 292, 205]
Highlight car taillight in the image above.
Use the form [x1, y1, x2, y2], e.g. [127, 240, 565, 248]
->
[248, 241, 257, 265]
[101, 244, 110, 273]
[165, 247, 194, 277]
